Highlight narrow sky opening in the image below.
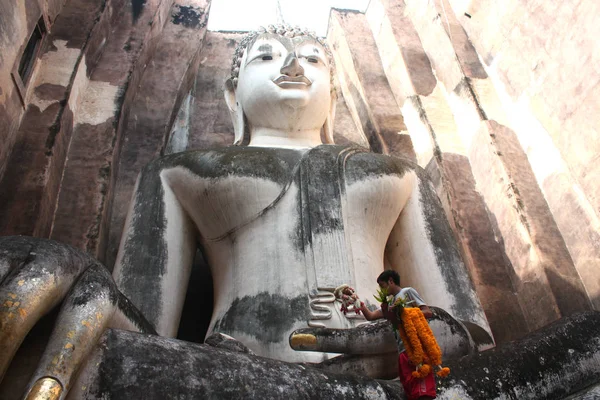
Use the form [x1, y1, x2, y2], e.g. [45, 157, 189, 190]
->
[207, 0, 370, 36]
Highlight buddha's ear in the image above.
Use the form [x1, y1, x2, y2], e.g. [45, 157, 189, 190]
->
[224, 78, 245, 145]
[322, 92, 337, 144]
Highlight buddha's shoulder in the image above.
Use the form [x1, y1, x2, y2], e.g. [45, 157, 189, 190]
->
[145, 146, 305, 181]
[340, 146, 418, 182]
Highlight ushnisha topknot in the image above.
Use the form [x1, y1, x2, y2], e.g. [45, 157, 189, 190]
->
[229, 24, 336, 90]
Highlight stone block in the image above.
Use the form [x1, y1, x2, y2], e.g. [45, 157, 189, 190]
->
[470, 121, 592, 330]
[488, 121, 591, 316]
[0, 0, 104, 238]
[48, 0, 179, 259]
[188, 31, 241, 150]
[328, 9, 408, 155]
[71, 328, 405, 399]
[366, 0, 436, 106]
[96, 0, 210, 264]
[448, 0, 600, 242]
[332, 93, 368, 148]
[440, 153, 528, 342]
[437, 311, 600, 399]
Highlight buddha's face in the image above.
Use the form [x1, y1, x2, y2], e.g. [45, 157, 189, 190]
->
[235, 33, 332, 132]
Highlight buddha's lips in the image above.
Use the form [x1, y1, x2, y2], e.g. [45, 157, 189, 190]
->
[273, 75, 312, 87]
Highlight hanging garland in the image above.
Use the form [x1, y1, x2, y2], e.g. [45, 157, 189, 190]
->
[374, 288, 450, 378]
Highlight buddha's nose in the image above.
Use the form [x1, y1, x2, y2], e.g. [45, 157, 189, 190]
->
[280, 52, 304, 77]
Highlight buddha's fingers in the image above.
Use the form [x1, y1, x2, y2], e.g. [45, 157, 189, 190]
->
[290, 320, 397, 354]
[0, 237, 90, 382]
[23, 264, 119, 400]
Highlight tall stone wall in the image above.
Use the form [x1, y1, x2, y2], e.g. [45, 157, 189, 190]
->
[0, 0, 598, 346]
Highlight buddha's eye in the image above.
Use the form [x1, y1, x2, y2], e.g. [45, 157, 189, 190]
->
[307, 56, 319, 63]
[261, 55, 273, 61]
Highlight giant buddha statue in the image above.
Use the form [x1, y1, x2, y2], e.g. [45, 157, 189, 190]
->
[111, 25, 490, 359]
[0, 25, 492, 398]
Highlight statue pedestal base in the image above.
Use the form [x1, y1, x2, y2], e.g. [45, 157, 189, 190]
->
[71, 329, 404, 399]
[71, 311, 600, 399]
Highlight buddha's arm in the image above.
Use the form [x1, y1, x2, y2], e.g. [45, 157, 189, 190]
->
[113, 157, 197, 337]
[384, 168, 489, 334]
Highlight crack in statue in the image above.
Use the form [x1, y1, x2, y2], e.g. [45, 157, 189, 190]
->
[3, 25, 598, 400]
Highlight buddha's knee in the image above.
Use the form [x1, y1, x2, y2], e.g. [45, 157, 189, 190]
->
[0, 237, 92, 379]
[23, 264, 119, 399]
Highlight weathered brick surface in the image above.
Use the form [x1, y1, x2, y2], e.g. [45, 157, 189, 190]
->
[448, 0, 600, 311]
[329, 10, 407, 155]
[48, 0, 176, 261]
[0, 0, 44, 180]
[441, 153, 529, 342]
[0, 0, 103, 237]
[490, 121, 591, 316]
[471, 121, 592, 330]
[187, 31, 240, 150]
[366, 0, 436, 106]
[99, 1, 209, 265]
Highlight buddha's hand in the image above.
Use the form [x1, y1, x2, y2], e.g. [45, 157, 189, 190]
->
[290, 319, 396, 354]
[0, 236, 154, 399]
[289, 320, 399, 379]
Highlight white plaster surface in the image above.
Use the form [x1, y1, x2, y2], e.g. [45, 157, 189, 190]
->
[421, 84, 465, 156]
[327, 15, 369, 145]
[345, 174, 412, 303]
[401, 99, 434, 167]
[35, 40, 80, 87]
[67, 54, 90, 119]
[156, 172, 197, 337]
[28, 40, 81, 112]
[73, 80, 120, 126]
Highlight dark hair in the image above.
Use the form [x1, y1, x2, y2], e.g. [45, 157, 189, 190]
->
[377, 270, 400, 285]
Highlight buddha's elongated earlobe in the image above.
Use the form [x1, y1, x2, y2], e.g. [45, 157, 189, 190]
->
[224, 78, 246, 145]
[322, 92, 337, 144]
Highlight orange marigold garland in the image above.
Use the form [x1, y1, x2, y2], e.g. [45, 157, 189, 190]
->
[375, 288, 450, 378]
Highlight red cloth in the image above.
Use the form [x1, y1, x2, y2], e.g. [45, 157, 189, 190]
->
[398, 352, 436, 400]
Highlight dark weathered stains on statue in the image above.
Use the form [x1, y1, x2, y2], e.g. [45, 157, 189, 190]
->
[415, 168, 484, 329]
[131, 0, 146, 22]
[0, 236, 36, 282]
[117, 159, 169, 329]
[344, 150, 412, 184]
[171, 5, 205, 29]
[438, 311, 600, 399]
[213, 293, 308, 343]
[116, 291, 157, 334]
[172, 146, 305, 183]
[87, 312, 600, 399]
[0, 236, 90, 283]
[301, 146, 347, 235]
[68, 263, 118, 307]
[205, 332, 254, 354]
[89, 328, 404, 399]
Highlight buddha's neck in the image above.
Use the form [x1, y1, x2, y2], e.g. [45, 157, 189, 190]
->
[248, 127, 323, 149]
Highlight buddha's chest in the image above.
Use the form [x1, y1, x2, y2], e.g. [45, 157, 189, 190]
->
[164, 146, 413, 241]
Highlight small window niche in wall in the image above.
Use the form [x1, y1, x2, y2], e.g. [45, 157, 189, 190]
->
[12, 16, 48, 107]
